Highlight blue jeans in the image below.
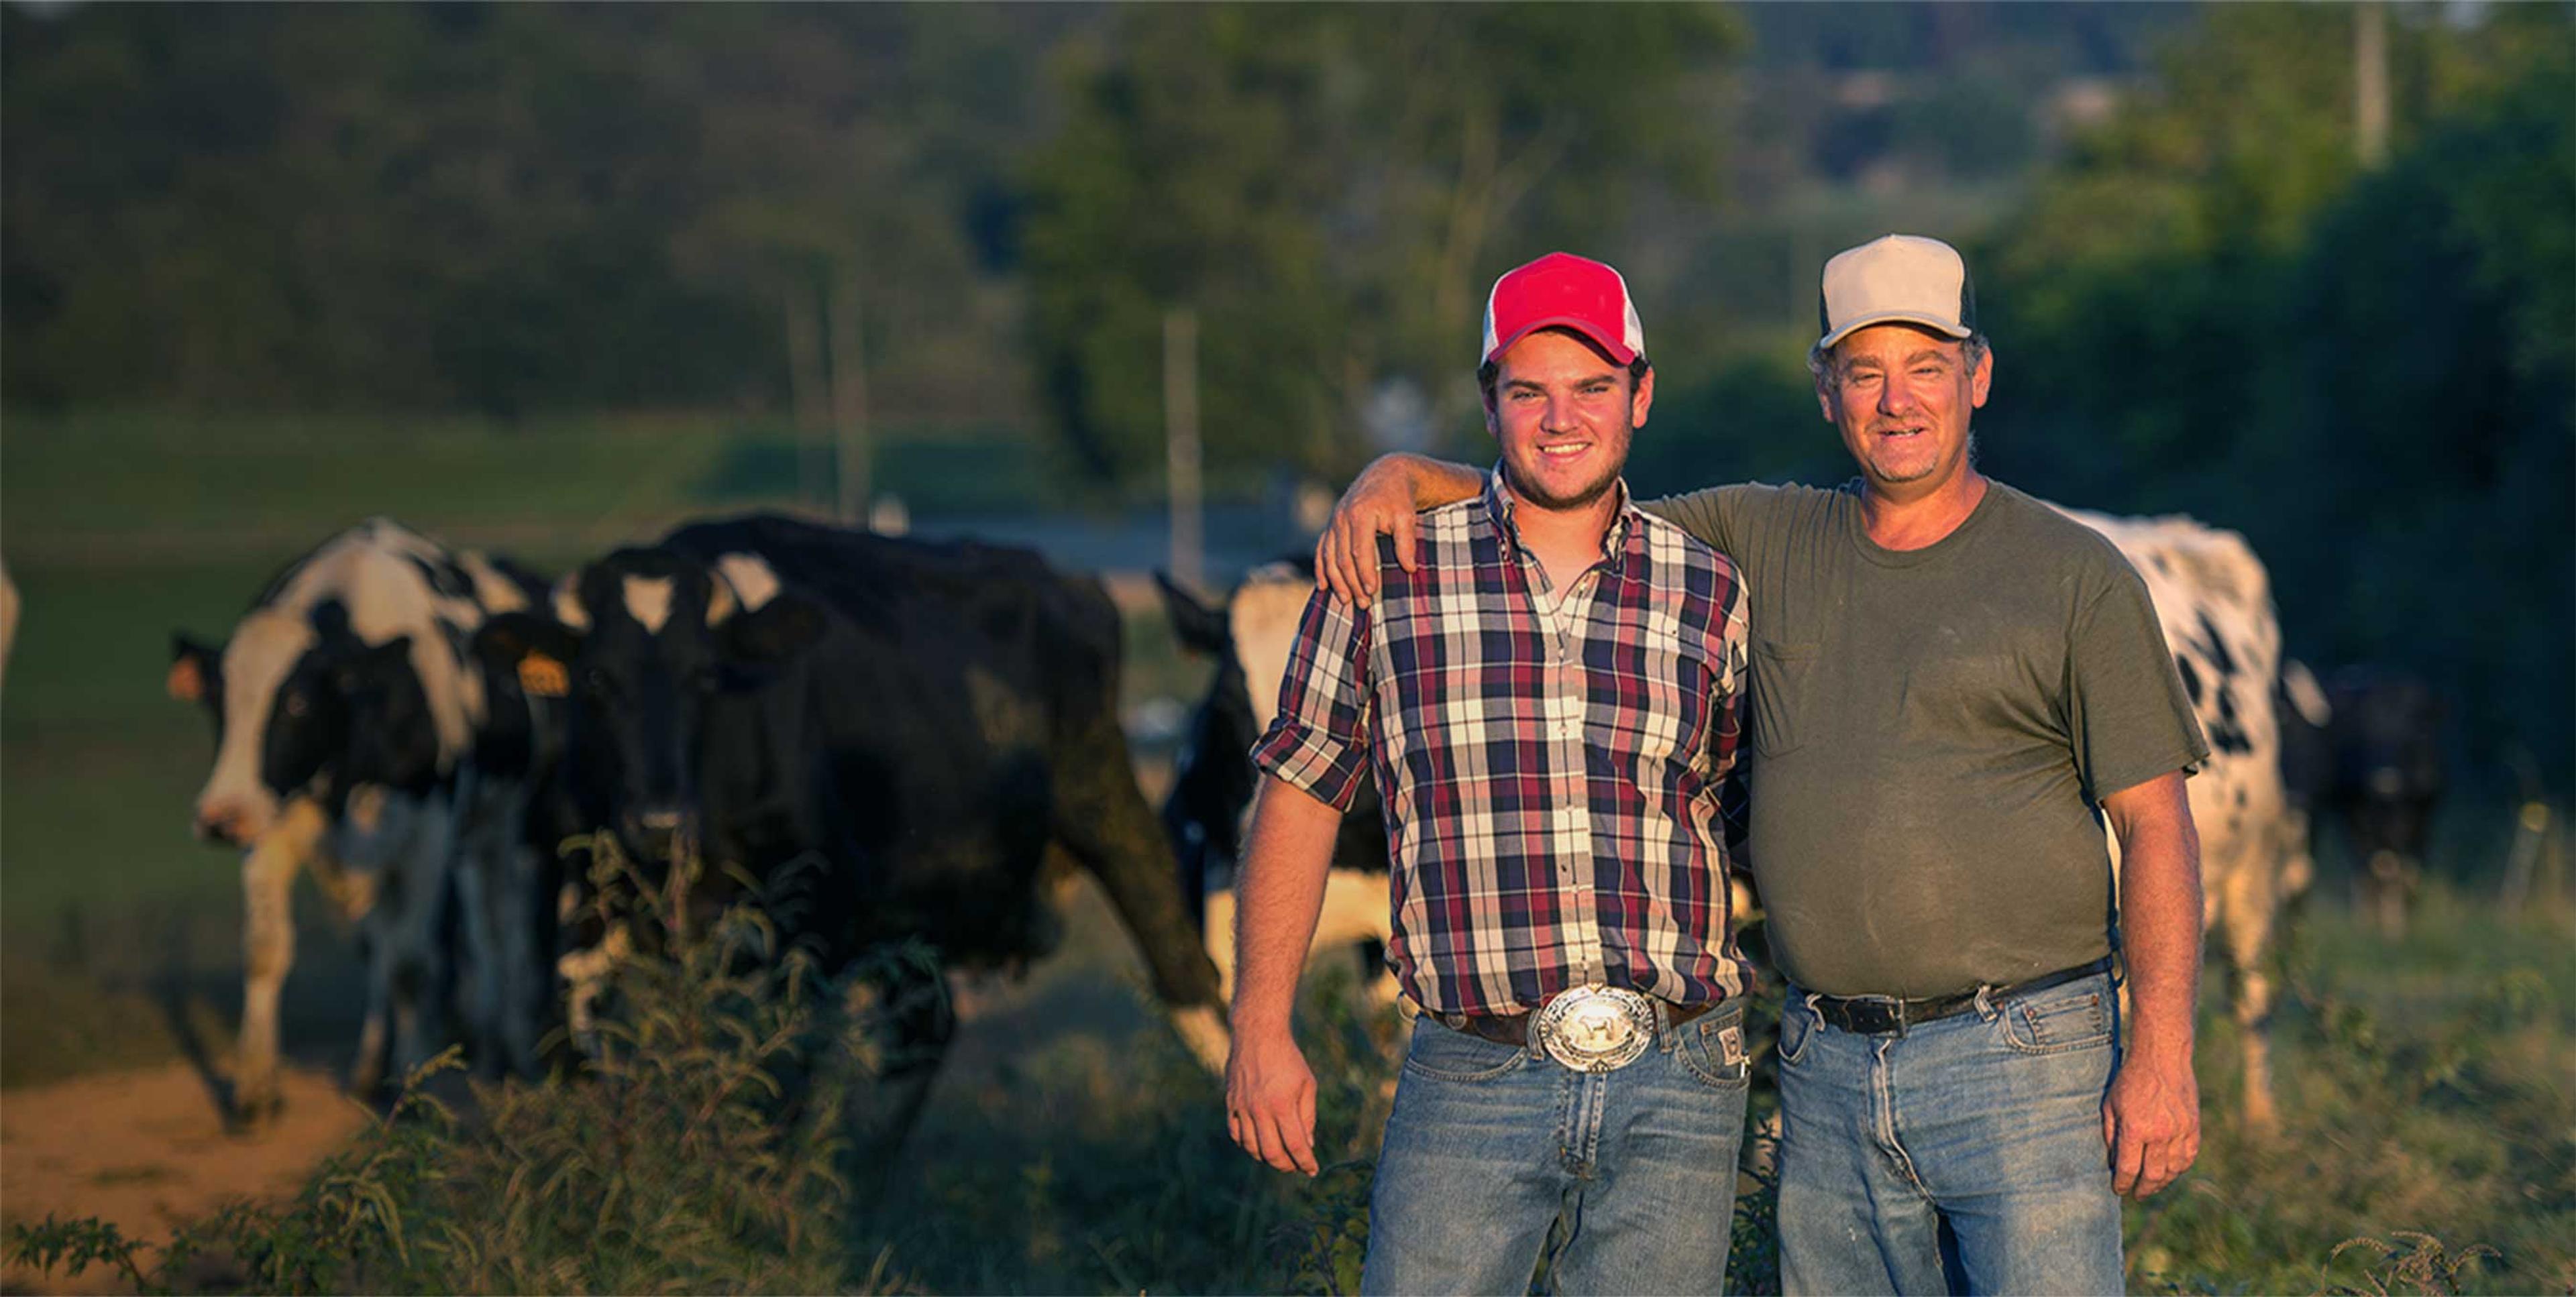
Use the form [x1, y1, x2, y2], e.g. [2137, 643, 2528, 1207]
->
[1775, 972, 2126, 1296]
[1361, 1002, 1751, 1296]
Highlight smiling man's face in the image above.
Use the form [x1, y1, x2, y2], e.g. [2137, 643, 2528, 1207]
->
[1817, 322, 1992, 498]
[1485, 327, 1651, 512]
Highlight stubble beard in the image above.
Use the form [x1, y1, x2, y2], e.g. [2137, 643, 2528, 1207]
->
[1503, 444, 1626, 513]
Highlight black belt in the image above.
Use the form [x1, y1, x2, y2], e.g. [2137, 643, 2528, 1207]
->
[1446, 992, 1719, 1050]
[1807, 957, 2114, 1036]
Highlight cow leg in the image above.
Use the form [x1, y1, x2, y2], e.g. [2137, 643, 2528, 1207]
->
[454, 838, 502, 1078]
[388, 804, 462, 1091]
[2365, 850, 2414, 942]
[2214, 862, 2281, 1134]
[1049, 724, 1230, 1075]
[349, 917, 392, 1101]
[235, 805, 323, 1125]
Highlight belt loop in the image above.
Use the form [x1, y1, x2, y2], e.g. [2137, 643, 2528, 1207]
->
[1973, 984, 1998, 1021]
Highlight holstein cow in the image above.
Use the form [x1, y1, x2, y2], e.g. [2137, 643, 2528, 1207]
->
[2054, 505, 2311, 1131]
[1156, 561, 1398, 1007]
[168, 518, 545, 1118]
[1179, 513, 2311, 1132]
[474, 514, 1230, 1143]
[325, 606, 576, 1080]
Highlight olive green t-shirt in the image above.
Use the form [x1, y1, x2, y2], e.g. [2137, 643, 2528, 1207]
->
[1644, 479, 2208, 998]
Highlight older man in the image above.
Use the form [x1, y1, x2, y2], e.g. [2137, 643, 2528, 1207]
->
[1228, 252, 1756, 1294]
[1318, 235, 2206, 1294]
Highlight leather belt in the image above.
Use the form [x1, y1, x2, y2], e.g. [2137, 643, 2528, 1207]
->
[1444, 986, 1721, 1064]
[1807, 956, 2114, 1036]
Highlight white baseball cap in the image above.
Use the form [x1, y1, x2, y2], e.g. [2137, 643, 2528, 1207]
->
[1815, 234, 1978, 353]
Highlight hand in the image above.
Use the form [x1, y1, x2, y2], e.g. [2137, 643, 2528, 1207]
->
[1313, 458, 1421, 609]
[1226, 1029, 1320, 1176]
[2102, 1048, 2200, 1198]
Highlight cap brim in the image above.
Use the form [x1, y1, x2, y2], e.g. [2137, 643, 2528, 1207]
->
[1486, 317, 1639, 368]
[1815, 311, 1973, 352]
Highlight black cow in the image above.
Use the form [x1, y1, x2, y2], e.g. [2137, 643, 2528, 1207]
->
[476, 514, 1230, 1143]
[2324, 666, 2447, 939]
[167, 519, 547, 1118]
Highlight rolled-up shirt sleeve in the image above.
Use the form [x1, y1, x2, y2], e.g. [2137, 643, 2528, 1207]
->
[1250, 587, 1376, 811]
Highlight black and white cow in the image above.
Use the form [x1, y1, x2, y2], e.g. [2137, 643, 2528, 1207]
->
[2055, 505, 2314, 1132]
[1177, 514, 2314, 1132]
[168, 518, 547, 1118]
[474, 513, 1231, 1138]
[1156, 562, 1398, 1007]
[323, 603, 576, 1082]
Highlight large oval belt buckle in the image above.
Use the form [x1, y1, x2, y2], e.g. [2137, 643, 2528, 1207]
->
[1534, 986, 1655, 1072]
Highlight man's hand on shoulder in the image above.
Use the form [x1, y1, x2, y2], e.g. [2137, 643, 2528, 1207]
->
[1226, 1027, 1320, 1176]
[1315, 455, 1425, 609]
[2102, 1043, 2200, 1198]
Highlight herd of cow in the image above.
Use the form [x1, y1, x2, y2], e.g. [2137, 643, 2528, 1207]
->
[159, 508, 2443, 1139]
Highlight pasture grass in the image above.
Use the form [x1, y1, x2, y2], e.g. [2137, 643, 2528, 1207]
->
[8, 877, 2571, 1294]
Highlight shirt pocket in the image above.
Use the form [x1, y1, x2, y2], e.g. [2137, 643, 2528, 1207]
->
[1750, 638, 1820, 759]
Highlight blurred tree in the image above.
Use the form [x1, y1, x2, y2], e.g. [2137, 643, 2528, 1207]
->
[1021, 4, 1739, 494]
[1969, 5, 2575, 790]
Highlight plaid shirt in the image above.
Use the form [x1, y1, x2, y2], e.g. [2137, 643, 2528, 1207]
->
[1253, 469, 1752, 1017]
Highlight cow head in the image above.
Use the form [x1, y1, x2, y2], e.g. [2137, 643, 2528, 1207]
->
[170, 599, 413, 846]
[474, 548, 828, 871]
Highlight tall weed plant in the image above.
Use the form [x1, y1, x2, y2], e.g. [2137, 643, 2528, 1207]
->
[10, 844, 892, 1294]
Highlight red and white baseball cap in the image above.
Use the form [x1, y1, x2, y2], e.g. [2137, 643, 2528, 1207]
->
[1480, 251, 1646, 368]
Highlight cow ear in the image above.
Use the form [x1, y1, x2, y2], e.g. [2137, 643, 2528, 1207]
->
[1155, 571, 1230, 657]
[720, 592, 827, 665]
[476, 613, 581, 700]
[168, 633, 218, 702]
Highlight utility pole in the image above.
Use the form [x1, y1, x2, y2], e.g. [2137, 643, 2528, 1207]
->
[1165, 306, 1203, 591]
[783, 279, 828, 513]
[2355, 1, 2390, 169]
[828, 264, 871, 526]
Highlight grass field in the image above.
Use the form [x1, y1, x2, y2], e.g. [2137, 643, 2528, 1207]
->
[4, 412, 2570, 1292]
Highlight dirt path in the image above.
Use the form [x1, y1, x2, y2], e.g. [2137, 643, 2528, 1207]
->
[1, 1064, 364, 1294]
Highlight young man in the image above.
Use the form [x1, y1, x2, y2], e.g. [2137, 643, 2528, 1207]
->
[1315, 235, 2208, 1294]
[1224, 252, 1756, 1295]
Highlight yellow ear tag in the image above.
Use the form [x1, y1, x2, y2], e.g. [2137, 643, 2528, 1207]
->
[519, 653, 570, 698]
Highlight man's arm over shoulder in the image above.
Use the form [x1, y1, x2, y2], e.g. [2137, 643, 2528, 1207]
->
[1315, 453, 1483, 607]
[1638, 482, 1782, 559]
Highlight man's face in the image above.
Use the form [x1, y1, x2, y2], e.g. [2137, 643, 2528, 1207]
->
[1816, 323, 1991, 496]
[1484, 329, 1651, 511]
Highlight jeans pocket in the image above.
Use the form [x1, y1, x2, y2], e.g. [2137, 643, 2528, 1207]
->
[1776, 997, 1815, 1067]
[2001, 983, 2114, 1055]
[1401, 1019, 1531, 1082]
[1674, 1011, 1753, 1090]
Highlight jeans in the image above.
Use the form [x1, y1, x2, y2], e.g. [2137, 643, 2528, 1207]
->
[1775, 971, 2126, 1296]
[1361, 1001, 1752, 1296]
